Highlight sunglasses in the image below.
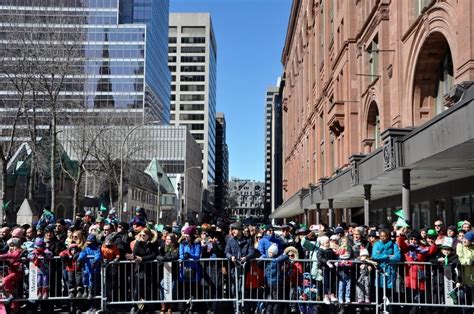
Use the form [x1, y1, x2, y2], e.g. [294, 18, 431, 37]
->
[288, 254, 295, 257]
[435, 224, 443, 227]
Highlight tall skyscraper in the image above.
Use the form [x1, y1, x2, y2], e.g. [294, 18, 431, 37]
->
[0, 0, 171, 136]
[168, 13, 217, 189]
[264, 80, 283, 219]
[215, 112, 229, 214]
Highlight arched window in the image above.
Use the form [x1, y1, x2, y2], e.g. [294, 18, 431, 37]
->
[435, 49, 453, 114]
[367, 102, 380, 150]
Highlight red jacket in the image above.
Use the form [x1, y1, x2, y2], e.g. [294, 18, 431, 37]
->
[397, 236, 436, 290]
[59, 248, 81, 272]
[0, 249, 23, 273]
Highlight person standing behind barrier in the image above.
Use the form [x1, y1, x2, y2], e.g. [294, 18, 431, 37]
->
[318, 235, 338, 304]
[371, 228, 401, 301]
[224, 221, 255, 312]
[59, 243, 83, 298]
[264, 243, 289, 314]
[178, 225, 202, 311]
[0, 237, 24, 307]
[336, 236, 353, 304]
[397, 230, 434, 304]
[283, 245, 303, 313]
[301, 225, 323, 283]
[158, 233, 179, 314]
[258, 224, 282, 258]
[127, 228, 158, 313]
[356, 248, 376, 303]
[78, 234, 101, 300]
[457, 230, 474, 304]
[28, 238, 53, 299]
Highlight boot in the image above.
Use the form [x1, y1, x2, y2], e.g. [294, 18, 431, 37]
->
[76, 286, 84, 298]
[68, 288, 76, 298]
[37, 288, 43, 299]
[87, 287, 94, 300]
[42, 287, 49, 299]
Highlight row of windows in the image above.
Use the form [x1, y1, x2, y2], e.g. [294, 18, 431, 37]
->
[180, 75, 205, 82]
[180, 84, 205, 92]
[168, 37, 206, 44]
[0, 0, 118, 8]
[181, 65, 205, 72]
[180, 94, 205, 101]
[171, 104, 204, 111]
[181, 56, 205, 63]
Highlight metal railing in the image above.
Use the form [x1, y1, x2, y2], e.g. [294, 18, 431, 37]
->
[1, 256, 474, 313]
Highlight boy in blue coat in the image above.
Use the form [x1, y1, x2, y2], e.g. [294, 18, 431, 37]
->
[264, 243, 289, 314]
[78, 234, 101, 299]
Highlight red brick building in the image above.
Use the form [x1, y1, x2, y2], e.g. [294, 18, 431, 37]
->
[273, 0, 474, 227]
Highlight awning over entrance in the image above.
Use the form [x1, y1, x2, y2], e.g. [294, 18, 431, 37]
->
[271, 84, 474, 219]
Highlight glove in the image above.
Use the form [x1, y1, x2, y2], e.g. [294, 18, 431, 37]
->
[156, 256, 164, 264]
[184, 252, 191, 259]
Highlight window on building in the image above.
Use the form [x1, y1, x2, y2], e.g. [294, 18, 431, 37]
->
[367, 102, 381, 150]
[434, 49, 453, 114]
[415, 0, 432, 16]
[368, 36, 379, 84]
[181, 37, 206, 44]
[168, 37, 177, 44]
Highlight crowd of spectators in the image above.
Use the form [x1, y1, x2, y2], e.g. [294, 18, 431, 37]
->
[0, 206, 473, 313]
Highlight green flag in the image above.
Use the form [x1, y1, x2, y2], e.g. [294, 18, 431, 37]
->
[2, 200, 10, 210]
[448, 287, 458, 305]
[395, 217, 409, 228]
[394, 208, 405, 219]
[100, 203, 107, 212]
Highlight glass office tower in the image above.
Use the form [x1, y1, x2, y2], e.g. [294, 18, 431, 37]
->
[0, 0, 170, 132]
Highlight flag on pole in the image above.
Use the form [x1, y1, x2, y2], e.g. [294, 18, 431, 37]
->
[393, 208, 405, 219]
[395, 217, 409, 228]
[100, 203, 107, 212]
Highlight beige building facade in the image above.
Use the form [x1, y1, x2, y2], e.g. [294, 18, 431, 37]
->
[276, 0, 474, 226]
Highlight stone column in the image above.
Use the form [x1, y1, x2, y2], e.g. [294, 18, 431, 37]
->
[402, 169, 411, 224]
[328, 199, 334, 227]
[364, 184, 371, 227]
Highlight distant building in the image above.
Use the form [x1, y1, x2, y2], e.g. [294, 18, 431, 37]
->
[168, 13, 217, 190]
[228, 178, 265, 219]
[264, 81, 283, 220]
[215, 113, 229, 216]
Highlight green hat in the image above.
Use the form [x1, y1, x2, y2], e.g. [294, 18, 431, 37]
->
[457, 221, 465, 231]
[426, 229, 438, 238]
[155, 224, 164, 233]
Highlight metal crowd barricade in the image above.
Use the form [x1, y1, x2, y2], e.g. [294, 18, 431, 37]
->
[240, 258, 380, 313]
[0, 255, 101, 304]
[102, 257, 238, 311]
[384, 261, 474, 311]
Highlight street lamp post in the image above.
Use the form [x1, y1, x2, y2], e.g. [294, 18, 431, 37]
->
[118, 121, 160, 220]
[178, 165, 201, 224]
[156, 172, 162, 224]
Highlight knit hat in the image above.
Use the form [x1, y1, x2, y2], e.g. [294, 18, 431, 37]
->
[85, 211, 92, 216]
[334, 226, 344, 234]
[87, 234, 97, 242]
[464, 231, 474, 242]
[309, 224, 320, 232]
[284, 246, 299, 259]
[34, 238, 46, 249]
[318, 236, 330, 245]
[11, 228, 24, 238]
[330, 234, 340, 241]
[359, 248, 369, 256]
[7, 238, 21, 248]
[447, 225, 457, 233]
[182, 225, 197, 236]
[268, 243, 279, 256]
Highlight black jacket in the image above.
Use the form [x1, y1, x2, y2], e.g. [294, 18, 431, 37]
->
[225, 236, 255, 261]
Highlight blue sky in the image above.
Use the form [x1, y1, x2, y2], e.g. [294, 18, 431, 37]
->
[170, 0, 292, 182]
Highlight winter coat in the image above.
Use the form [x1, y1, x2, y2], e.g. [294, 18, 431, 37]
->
[28, 248, 53, 273]
[264, 254, 289, 285]
[59, 248, 81, 272]
[371, 240, 401, 289]
[301, 237, 322, 281]
[78, 244, 101, 275]
[317, 247, 337, 270]
[0, 249, 23, 274]
[257, 234, 282, 257]
[225, 236, 255, 261]
[456, 243, 474, 286]
[397, 236, 435, 290]
[179, 239, 202, 282]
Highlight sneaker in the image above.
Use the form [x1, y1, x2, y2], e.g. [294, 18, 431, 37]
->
[338, 298, 344, 304]
[345, 298, 351, 304]
[330, 295, 338, 303]
[68, 290, 75, 298]
[365, 297, 370, 303]
[323, 295, 330, 304]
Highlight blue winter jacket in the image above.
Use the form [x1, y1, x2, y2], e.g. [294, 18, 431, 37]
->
[179, 241, 202, 282]
[371, 240, 401, 288]
[264, 254, 289, 285]
[258, 235, 282, 258]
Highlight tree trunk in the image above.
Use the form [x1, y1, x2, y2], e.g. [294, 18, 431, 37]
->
[50, 112, 57, 211]
[1, 159, 7, 225]
[109, 180, 113, 208]
[73, 170, 84, 218]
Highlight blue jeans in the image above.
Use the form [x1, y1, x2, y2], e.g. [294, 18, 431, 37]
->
[338, 268, 351, 301]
